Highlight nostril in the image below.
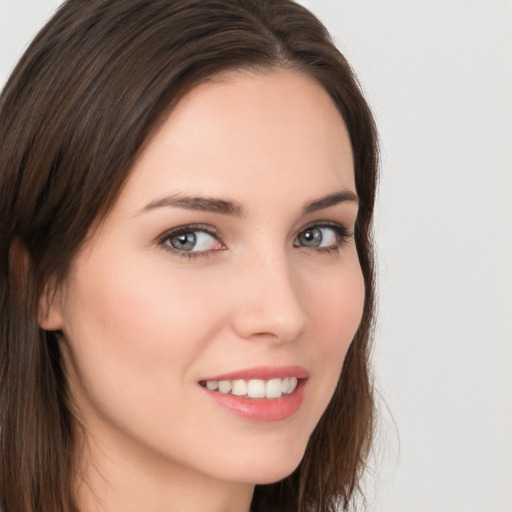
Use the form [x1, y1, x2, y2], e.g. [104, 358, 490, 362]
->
[231, 304, 306, 343]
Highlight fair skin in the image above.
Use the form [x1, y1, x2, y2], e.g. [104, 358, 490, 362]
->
[41, 68, 364, 512]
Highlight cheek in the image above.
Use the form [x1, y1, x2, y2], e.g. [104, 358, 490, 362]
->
[303, 255, 365, 399]
[59, 255, 231, 431]
[59, 256, 239, 461]
[66, 258, 221, 367]
[306, 254, 365, 343]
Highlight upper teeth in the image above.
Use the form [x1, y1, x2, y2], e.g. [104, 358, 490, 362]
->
[203, 377, 298, 399]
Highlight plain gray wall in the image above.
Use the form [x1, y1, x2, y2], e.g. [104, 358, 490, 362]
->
[1, 1, 511, 511]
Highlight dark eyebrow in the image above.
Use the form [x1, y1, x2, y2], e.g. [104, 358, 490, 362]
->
[141, 194, 246, 217]
[141, 190, 357, 217]
[302, 190, 359, 214]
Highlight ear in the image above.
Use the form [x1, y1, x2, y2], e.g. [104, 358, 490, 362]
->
[38, 278, 65, 331]
[10, 237, 64, 331]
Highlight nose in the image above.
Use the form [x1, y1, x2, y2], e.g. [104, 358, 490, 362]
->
[230, 252, 307, 343]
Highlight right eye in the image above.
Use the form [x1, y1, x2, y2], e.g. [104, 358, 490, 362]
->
[158, 225, 225, 257]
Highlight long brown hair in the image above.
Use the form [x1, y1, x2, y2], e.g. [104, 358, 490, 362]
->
[0, 1, 378, 511]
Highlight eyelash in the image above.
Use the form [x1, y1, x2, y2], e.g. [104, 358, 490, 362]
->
[295, 222, 352, 255]
[156, 222, 353, 260]
[156, 223, 223, 260]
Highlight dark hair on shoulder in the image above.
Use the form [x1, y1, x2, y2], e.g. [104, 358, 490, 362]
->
[0, 1, 378, 511]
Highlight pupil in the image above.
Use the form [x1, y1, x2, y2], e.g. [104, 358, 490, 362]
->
[301, 228, 322, 247]
[171, 232, 196, 251]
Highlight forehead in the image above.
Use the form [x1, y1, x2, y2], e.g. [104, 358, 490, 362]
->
[120, 68, 355, 211]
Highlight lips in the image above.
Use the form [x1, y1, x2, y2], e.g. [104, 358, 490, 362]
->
[199, 366, 308, 422]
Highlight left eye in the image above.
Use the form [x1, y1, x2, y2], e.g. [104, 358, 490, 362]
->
[294, 225, 345, 249]
[163, 229, 223, 252]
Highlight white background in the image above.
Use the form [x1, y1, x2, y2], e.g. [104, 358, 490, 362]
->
[1, 1, 511, 511]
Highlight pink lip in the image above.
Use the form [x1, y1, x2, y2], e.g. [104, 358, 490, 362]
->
[199, 366, 309, 422]
[200, 365, 309, 382]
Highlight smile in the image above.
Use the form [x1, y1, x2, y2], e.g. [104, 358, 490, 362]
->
[199, 366, 308, 421]
[200, 377, 298, 399]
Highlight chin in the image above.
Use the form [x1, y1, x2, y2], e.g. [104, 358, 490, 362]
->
[222, 442, 307, 485]
[251, 465, 301, 485]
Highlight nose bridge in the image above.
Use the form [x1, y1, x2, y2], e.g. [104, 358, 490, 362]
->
[231, 245, 307, 342]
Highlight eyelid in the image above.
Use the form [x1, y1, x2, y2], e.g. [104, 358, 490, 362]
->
[294, 221, 353, 250]
[298, 220, 352, 235]
[156, 223, 225, 259]
[155, 220, 353, 260]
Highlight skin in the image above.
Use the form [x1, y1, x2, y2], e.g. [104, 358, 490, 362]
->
[41, 68, 365, 512]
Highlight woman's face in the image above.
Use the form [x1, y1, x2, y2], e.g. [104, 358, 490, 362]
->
[45, 69, 364, 489]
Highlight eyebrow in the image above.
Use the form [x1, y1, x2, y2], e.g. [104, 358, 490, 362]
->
[141, 190, 358, 217]
[142, 194, 246, 216]
[302, 190, 359, 214]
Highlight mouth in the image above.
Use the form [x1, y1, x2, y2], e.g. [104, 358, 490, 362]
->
[199, 376, 299, 399]
[198, 366, 308, 421]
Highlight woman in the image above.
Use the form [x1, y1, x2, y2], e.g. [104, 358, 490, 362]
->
[0, 1, 378, 511]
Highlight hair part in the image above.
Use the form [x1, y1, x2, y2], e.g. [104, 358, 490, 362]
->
[0, 1, 378, 511]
